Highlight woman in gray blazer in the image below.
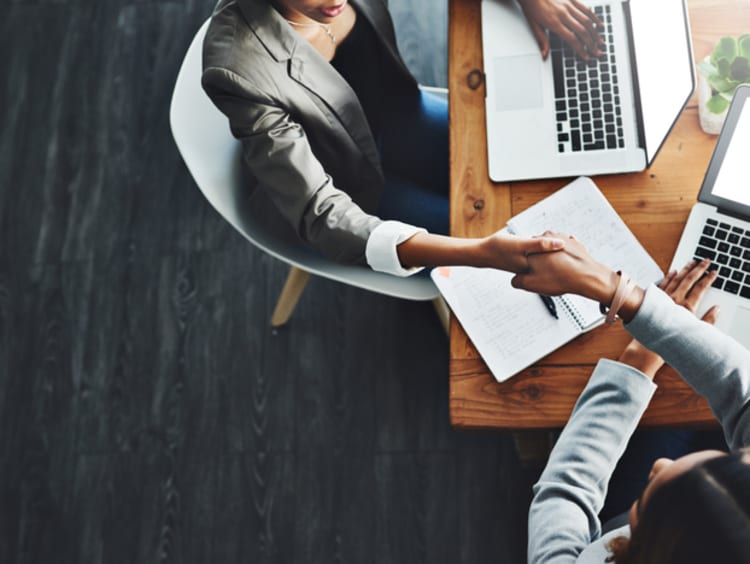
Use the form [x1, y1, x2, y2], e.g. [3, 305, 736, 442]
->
[202, 0, 603, 276]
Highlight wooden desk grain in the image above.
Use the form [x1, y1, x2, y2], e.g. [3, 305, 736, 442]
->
[448, 0, 750, 429]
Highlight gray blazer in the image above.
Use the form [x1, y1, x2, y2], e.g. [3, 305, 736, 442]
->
[202, 0, 419, 264]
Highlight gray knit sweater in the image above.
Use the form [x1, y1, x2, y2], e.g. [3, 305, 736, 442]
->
[527, 286, 750, 563]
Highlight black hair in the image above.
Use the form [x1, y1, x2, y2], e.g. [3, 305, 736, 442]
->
[608, 448, 750, 564]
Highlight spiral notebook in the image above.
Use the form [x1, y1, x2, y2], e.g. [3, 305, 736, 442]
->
[432, 176, 663, 382]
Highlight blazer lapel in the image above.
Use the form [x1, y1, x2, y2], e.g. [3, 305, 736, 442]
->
[237, 0, 382, 176]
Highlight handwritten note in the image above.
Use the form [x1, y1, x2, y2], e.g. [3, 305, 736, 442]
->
[435, 267, 582, 382]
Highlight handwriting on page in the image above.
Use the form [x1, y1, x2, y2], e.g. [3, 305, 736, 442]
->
[445, 268, 579, 379]
[509, 177, 663, 287]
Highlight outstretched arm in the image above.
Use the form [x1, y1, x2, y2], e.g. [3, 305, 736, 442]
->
[528, 257, 719, 563]
[514, 232, 750, 447]
[396, 230, 565, 274]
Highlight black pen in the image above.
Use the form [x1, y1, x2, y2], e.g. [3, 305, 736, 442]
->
[539, 295, 558, 319]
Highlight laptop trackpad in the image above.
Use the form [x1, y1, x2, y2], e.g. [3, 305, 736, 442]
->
[493, 55, 543, 111]
[730, 307, 750, 349]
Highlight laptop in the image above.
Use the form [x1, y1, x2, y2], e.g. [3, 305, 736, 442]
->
[481, 0, 694, 182]
[670, 84, 750, 350]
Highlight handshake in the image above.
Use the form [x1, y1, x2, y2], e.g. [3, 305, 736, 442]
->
[508, 231, 718, 326]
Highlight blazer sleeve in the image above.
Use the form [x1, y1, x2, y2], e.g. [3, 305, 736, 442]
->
[626, 286, 750, 449]
[202, 66, 382, 265]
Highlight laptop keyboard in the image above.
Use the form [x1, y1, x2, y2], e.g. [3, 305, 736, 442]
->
[693, 218, 750, 299]
[551, 5, 625, 154]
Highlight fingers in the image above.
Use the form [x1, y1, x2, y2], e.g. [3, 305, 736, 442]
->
[563, 10, 601, 57]
[701, 305, 720, 325]
[571, 0, 604, 28]
[524, 234, 565, 257]
[529, 236, 565, 253]
[674, 259, 713, 310]
[663, 259, 719, 313]
[663, 259, 702, 296]
[550, 1, 603, 60]
[682, 265, 717, 312]
[658, 269, 676, 290]
[570, 0, 604, 42]
[554, 21, 589, 60]
[530, 22, 550, 59]
[511, 273, 527, 290]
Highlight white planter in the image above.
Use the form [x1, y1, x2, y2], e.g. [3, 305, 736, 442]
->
[698, 56, 729, 135]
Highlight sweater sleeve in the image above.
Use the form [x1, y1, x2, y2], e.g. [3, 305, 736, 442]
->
[527, 361, 656, 564]
[625, 286, 750, 449]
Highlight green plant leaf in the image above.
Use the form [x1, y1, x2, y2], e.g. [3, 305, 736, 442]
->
[730, 56, 750, 83]
[707, 93, 730, 114]
[698, 59, 717, 77]
[739, 34, 750, 59]
[708, 74, 734, 93]
[717, 57, 731, 78]
[712, 36, 737, 66]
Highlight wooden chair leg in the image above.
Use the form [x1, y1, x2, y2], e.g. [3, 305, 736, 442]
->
[271, 266, 311, 328]
[432, 296, 450, 336]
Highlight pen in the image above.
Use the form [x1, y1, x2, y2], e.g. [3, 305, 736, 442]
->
[539, 295, 558, 319]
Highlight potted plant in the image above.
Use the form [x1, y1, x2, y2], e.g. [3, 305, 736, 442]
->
[698, 34, 750, 134]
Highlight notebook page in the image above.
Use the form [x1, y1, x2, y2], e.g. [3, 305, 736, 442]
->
[556, 294, 603, 332]
[507, 176, 663, 326]
[432, 266, 581, 382]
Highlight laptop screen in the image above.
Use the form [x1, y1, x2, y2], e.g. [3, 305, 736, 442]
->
[629, 0, 695, 165]
[700, 86, 750, 216]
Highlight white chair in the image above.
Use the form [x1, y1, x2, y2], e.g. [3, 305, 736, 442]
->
[169, 20, 449, 330]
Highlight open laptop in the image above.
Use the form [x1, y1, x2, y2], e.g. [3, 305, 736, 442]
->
[481, 0, 694, 182]
[670, 85, 750, 350]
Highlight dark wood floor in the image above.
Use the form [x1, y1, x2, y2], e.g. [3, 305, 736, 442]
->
[0, 0, 536, 562]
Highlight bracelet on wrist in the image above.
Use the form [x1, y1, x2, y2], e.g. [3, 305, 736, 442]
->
[599, 271, 636, 324]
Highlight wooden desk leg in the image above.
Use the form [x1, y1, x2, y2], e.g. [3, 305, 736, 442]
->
[271, 266, 311, 327]
[513, 431, 556, 468]
[432, 296, 450, 336]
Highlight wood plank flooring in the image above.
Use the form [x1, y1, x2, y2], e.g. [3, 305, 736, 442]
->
[0, 1, 536, 562]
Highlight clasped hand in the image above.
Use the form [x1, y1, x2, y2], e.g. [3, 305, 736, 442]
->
[510, 231, 614, 301]
[511, 230, 721, 378]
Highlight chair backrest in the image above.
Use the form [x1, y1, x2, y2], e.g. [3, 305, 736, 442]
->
[169, 19, 440, 301]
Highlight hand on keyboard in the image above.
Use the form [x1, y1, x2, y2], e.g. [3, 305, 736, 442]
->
[518, 0, 604, 60]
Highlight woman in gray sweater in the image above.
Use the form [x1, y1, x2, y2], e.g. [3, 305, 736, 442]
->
[513, 233, 750, 563]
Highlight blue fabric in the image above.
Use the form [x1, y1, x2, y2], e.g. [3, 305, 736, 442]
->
[376, 90, 450, 236]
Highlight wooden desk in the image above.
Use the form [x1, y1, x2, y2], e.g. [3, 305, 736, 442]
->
[448, 0, 750, 429]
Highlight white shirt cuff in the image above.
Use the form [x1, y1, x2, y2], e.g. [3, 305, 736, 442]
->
[365, 221, 427, 277]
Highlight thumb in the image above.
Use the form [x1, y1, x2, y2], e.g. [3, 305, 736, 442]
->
[701, 305, 720, 325]
[531, 23, 550, 59]
[525, 236, 565, 255]
[511, 273, 528, 290]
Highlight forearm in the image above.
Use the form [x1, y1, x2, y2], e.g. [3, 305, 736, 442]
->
[568, 262, 645, 322]
[529, 362, 656, 563]
[396, 232, 490, 269]
[626, 287, 750, 448]
[397, 231, 565, 272]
